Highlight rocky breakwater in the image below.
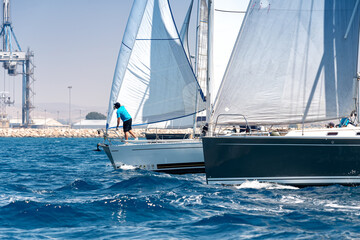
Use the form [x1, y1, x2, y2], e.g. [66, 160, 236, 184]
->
[0, 128, 195, 138]
[0, 128, 104, 138]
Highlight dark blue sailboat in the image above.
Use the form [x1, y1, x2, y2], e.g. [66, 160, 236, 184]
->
[203, 0, 360, 186]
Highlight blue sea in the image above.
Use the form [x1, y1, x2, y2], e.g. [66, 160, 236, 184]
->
[1, 137, 360, 239]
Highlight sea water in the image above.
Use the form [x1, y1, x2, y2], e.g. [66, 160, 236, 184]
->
[1, 137, 360, 239]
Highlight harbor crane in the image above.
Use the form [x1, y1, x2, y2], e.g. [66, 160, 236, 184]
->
[0, 0, 35, 127]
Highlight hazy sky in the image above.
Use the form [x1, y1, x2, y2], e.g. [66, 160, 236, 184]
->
[1, 0, 193, 113]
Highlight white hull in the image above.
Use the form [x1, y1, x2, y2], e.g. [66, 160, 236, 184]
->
[101, 140, 204, 174]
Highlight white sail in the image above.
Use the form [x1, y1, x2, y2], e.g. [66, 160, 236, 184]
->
[211, 0, 250, 106]
[196, 0, 208, 94]
[214, 0, 360, 125]
[191, 0, 209, 122]
[180, 0, 194, 64]
[106, 0, 205, 130]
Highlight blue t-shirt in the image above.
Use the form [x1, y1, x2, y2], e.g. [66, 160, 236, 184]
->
[116, 106, 132, 122]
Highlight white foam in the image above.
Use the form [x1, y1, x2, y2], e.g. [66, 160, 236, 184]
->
[325, 203, 360, 210]
[235, 180, 299, 190]
[0, 195, 39, 207]
[172, 195, 204, 206]
[119, 164, 137, 170]
[280, 195, 305, 204]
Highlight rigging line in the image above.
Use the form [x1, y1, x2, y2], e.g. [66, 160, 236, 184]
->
[121, 42, 132, 50]
[344, 0, 360, 39]
[214, 9, 246, 14]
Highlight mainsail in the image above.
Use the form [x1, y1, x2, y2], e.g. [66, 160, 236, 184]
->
[106, 0, 205, 129]
[214, 0, 360, 125]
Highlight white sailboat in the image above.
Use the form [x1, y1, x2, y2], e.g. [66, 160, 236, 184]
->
[101, 0, 206, 174]
[203, 0, 360, 186]
[101, 0, 250, 173]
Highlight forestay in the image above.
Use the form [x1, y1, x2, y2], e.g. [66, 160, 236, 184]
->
[106, 0, 205, 130]
[214, 0, 360, 125]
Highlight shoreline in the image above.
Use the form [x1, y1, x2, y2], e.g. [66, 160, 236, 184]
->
[0, 128, 195, 138]
[0, 128, 104, 138]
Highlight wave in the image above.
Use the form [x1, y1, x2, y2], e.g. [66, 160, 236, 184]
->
[56, 179, 101, 191]
[3, 138, 360, 239]
[108, 175, 183, 192]
[0, 200, 94, 228]
[5, 184, 31, 193]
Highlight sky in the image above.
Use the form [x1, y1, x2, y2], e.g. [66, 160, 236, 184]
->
[1, 0, 194, 118]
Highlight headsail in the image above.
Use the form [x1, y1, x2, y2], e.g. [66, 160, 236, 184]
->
[211, 0, 250, 106]
[106, 0, 205, 129]
[214, 0, 360, 125]
[196, 0, 209, 96]
[180, 0, 194, 64]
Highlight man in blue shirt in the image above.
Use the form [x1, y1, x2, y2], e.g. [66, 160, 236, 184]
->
[114, 102, 137, 140]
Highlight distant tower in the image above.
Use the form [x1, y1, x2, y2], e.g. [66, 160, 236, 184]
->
[0, 0, 35, 127]
[0, 91, 10, 127]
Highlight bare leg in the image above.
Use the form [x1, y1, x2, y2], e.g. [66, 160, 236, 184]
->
[124, 131, 129, 140]
[129, 130, 137, 138]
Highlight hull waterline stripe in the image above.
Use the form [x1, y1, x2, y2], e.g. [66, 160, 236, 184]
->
[207, 176, 360, 185]
[209, 176, 360, 180]
[156, 167, 205, 174]
[132, 146, 202, 151]
[218, 143, 360, 147]
[157, 161, 204, 169]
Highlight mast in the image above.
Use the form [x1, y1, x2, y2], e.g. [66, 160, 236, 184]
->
[357, 72, 360, 124]
[206, 0, 213, 135]
[352, 0, 360, 124]
[357, 24, 360, 124]
[192, 0, 201, 137]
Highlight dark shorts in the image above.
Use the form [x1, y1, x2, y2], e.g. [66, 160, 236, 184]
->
[123, 118, 132, 132]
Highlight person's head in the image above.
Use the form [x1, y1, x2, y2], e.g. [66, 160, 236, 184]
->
[113, 102, 121, 109]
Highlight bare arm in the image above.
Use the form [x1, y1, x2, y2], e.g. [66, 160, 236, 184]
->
[116, 117, 120, 130]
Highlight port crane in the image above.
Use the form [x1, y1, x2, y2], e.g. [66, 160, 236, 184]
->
[0, 0, 35, 127]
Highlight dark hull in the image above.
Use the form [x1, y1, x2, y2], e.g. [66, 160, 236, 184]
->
[202, 136, 360, 186]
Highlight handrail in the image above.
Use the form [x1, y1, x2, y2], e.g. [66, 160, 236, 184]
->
[214, 114, 251, 135]
[100, 128, 124, 144]
[102, 128, 197, 145]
